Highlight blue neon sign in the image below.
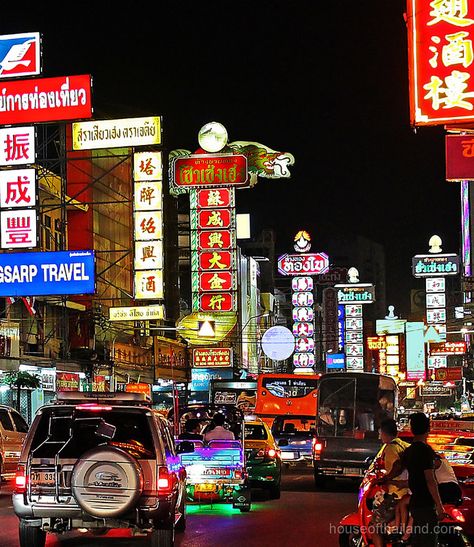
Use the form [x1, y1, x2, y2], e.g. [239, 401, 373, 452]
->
[0, 250, 95, 296]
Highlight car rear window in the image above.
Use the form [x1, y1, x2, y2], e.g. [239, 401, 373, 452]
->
[245, 424, 267, 440]
[272, 416, 315, 435]
[29, 407, 155, 459]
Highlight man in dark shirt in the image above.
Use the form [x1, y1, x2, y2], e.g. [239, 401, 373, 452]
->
[382, 412, 444, 547]
[178, 418, 203, 441]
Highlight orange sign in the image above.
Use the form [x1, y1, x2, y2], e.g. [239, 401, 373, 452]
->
[430, 341, 467, 355]
[125, 383, 152, 398]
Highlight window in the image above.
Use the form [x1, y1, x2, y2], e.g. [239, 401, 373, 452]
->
[0, 409, 14, 431]
[10, 410, 28, 433]
[244, 424, 267, 440]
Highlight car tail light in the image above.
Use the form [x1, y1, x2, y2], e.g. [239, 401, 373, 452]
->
[312, 438, 323, 452]
[157, 467, 174, 494]
[235, 470, 242, 479]
[75, 404, 112, 411]
[267, 449, 277, 458]
[451, 508, 465, 523]
[15, 465, 27, 494]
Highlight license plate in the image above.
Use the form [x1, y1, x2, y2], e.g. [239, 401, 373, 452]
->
[281, 452, 296, 460]
[344, 467, 362, 476]
[195, 483, 216, 492]
[202, 468, 231, 476]
[31, 471, 55, 486]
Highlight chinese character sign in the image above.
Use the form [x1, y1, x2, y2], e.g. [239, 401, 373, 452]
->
[408, 0, 474, 125]
[0, 127, 35, 166]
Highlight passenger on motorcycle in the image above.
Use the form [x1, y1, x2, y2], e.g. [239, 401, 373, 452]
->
[371, 418, 411, 547]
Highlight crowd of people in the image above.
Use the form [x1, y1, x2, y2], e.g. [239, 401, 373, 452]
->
[373, 413, 462, 547]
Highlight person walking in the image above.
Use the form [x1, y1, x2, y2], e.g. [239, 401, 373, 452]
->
[381, 412, 445, 547]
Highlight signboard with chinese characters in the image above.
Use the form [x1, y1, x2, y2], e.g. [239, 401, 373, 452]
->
[133, 150, 163, 301]
[0, 75, 93, 125]
[430, 341, 467, 355]
[192, 347, 233, 368]
[0, 127, 35, 165]
[0, 33, 41, 79]
[277, 252, 330, 276]
[412, 254, 459, 277]
[446, 134, 474, 180]
[171, 154, 248, 188]
[407, 0, 474, 126]
[72, 117, 162, 150]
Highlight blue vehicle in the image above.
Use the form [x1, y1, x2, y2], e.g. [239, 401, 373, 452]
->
[271, 415, 315, 466]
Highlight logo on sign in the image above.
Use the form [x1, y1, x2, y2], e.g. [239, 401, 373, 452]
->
[0, 33, 41, 78]
[277, 252, 329, 276]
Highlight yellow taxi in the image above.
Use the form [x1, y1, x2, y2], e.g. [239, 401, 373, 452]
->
[243, 415, 282, 499]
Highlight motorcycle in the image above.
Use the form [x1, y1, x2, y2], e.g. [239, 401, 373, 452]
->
[338, 458, 471, 546]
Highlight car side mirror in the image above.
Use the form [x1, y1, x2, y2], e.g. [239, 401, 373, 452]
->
[278, 439, 289, 447]
[177, 441, 195, 454]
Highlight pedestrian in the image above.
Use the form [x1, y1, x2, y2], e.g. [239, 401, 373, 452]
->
[381, 412, 445, 547]
[203, 412, 235, 441]
[178, 418, 203, 441]
[434, 453, 462, 505]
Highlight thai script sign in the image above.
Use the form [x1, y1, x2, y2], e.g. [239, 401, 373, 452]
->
[314, 267, 348, 285]
[407, 0, 474, 126]
[191, 367, 233, 391]
[412, 254, 459, 277]
[0, 74, 93, 125]
[56, 372, 80, 391]
[72, 116, 161, 150]
[277, 252, 329, 276]
[430, 341, 467, 355]
[421, 382, 453, 396]
[446, 134, 474, 180]
[109, 305, 165, 321]
[435, 367, 463, 381]
[192, 347, 233, 368]
[0, 250, 95, 296]
[171, 154, 249, 188]
[0, 33, 41, 79]
[0, 126, 35, 165]
[336, 284, 375, 304]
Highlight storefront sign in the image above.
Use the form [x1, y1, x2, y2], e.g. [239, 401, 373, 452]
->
[109, 305, 165, 321]
[0, 126, 35, 165]
[172, 154, 248, 188]
[56, 372, 80, 391]
[0, 250, 95, 296]
[412, 254, 459, 277]
[336, 284, 375, 304]
[277, 252, 330, 276]
[435, 367, 463, 382]
[446, 134, 474, 180]
[72, 116, 161, 150]
[421, 383, 453, 397]
[326, 353, 345, 370]
[40, 368, 56, 391]
[191, 367, 233, 391]
[0, 75, 93, 125]
[192, 348, 232, 368]
[125, 382, 152, 398]
[407, 0, 474, 126]
[430, 341, 467, 355]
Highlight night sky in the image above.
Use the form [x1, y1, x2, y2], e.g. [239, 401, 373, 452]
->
[2, 1, 461, 316]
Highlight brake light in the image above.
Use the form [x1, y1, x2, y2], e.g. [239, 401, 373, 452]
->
[312, 438, 323, 452]
[267, 449, 277, 458]
[75, 404, 112, 411]
[451, 508, 465, 523]
[15, 465, 27, 493]
[235, 470, 242, 479]
[157, 467, 174, 494]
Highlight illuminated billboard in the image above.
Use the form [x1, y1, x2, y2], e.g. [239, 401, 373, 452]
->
[0, 250, 95, 296]
[0, 33, 41, 79]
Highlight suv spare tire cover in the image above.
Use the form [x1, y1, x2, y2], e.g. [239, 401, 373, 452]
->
[71, 445, 143, 518]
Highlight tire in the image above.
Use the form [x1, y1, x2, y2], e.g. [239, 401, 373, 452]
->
[175, 496, 186, 532]
[19, 520, 46, 547]
[71, 445, 142, 518]
[267, 483, 281, 499]
[339, 527, 363, 547]
[150, 527, 174, 547]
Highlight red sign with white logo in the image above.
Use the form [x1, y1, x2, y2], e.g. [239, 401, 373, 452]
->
[407, 0, 474, 126]
[173, 154, 248, 188]
[196, 188, 232, 208]
[430, 341, 467, 355]
[198, 209, 232, 229]
[0, 75, 93, 125]
[446, 134, 474, 181]
[198, 250, 234, 271]
[198, 229, 233, 250]
[199, 271, 235, 292]
[278, 252, 330, 276]
[199, 292, 234, 312]
[435, 367, 463, 382]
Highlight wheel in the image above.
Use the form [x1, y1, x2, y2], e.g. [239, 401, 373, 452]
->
[267, 483, 281, 499]
[339, 526, 363, 547]
[150, 527, 174, 547]
[19, 520, 46, 547]
[175, 496, 186, 532]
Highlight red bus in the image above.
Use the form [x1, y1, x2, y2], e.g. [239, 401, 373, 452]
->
[255, 373, 320, 428]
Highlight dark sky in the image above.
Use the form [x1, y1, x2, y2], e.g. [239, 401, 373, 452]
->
[2, 1, 461, 316]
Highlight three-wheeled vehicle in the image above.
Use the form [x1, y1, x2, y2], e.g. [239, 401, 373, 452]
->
[171, 404, 252, 512]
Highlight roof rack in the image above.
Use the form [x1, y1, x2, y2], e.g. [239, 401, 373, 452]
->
[53, 391, 152, 405]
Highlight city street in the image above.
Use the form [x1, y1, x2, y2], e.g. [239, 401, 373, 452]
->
[0, 467, 357, 547]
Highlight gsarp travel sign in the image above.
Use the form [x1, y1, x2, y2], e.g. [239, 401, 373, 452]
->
[0, 250, 95, 296]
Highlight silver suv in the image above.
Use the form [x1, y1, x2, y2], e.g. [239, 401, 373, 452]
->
[13, 391, 192, 547]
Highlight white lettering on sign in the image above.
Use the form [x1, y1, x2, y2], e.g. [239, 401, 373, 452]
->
[40, 263, 89, 282]
[0, 264, 37, 283]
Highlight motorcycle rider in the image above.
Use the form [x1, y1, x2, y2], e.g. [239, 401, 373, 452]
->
[380, 412, 445, 547]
